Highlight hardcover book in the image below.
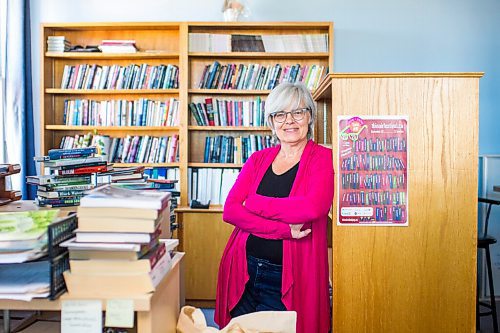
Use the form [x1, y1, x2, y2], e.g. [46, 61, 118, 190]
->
[80, 184, 171, 210]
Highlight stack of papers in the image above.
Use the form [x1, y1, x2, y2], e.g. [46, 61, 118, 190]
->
[0, 258, 51, 300]
[0, 210, 61, 300]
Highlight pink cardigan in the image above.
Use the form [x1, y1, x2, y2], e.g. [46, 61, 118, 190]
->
[215, 140, 334, 333]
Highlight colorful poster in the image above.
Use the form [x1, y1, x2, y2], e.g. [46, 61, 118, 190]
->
[337, 116, 408, 226]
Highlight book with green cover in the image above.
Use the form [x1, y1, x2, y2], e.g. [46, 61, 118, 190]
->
[0, 210, 60, 243]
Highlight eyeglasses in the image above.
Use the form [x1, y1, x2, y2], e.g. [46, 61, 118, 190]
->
[270, 108, 310, 123]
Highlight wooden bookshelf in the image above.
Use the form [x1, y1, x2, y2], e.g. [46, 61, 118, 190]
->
[182, 22, 333, 304]
[45, 89, 179, 94]
[189, 52, 330, 59]
[188, 126, 269, 131]
[41, 22, 184, 195]
[188, 89, 271, 95]
[45, 51, 179, 59]
[41, 22, 334, 303]
[188, 162, 243, 168]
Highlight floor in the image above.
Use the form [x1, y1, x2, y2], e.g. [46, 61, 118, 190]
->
[479, 304, 500, 333]
[1, 308, 497, 332]
[0, 309, 217, 333]
[0, 311, 60, 333]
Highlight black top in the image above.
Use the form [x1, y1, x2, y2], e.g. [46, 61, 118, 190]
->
[246, 162, 299, 264]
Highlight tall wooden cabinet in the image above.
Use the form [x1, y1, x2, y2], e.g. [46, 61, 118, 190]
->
[314, 73, 482, 332]
[41, 22, 334, 304]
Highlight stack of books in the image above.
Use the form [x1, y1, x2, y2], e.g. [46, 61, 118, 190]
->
[109, 178, 179, 233]
[61, 185, 176, 297]
[97, 166, 146, 185]
[46, 36, 71, 52]
[99, 40, 138, 53]
[29, 147, 111, 207]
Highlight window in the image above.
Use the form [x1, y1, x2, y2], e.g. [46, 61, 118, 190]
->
[0, 0, 7, 163]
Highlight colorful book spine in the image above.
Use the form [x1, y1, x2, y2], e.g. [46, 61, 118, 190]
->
[57, 165, 109, 175]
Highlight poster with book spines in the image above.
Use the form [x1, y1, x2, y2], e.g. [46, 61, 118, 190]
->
[337, 116, 409, 226]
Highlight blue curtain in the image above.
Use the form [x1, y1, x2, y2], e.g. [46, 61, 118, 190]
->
[22, 0, 36, 199]
[2, 0, 36, 199]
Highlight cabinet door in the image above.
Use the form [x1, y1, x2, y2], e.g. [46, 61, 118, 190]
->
[178, 212, 234, 301]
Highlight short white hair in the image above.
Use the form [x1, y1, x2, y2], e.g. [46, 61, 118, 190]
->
[265, 82, 316, 142]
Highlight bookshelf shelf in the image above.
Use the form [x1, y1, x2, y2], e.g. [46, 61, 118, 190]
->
[45, 52, 180, 59]
[176, 206, 224, 213]
[45, 89, 180, 95]
[188, 52, 330, 59]
[188, 162, 243, 168]
[46, 125, 180, 132]
[188, 89, 270, 95]
[115, 162, 179, 168]
[42, 22, 183, 187]
[188, 126, 269, 131]
[187, 21, 331, 28]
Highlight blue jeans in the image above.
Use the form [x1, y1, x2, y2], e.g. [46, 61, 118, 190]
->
[230, 255, 287, 317]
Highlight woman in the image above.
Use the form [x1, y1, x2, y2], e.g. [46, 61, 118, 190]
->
[215, 82, 334, 333]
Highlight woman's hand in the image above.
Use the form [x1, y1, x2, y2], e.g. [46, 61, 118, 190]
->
[290, 224, 311, 239]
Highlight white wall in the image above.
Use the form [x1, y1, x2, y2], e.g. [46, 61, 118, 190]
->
[30, 0, 500, 155]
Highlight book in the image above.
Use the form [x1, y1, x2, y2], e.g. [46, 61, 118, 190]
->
[75, 227, 161, 244]
[0, 210, 61, 243]
[80, 184, 171, 210]
[76, 206, 162, 220]
[46, 147, 97, 160]
[61, 239, 156, 253]
[49, 160, 106, 171]
[56, 164, 109, 175]
[69, 241, 170, 274]
[231, 34, 265, 52]
[111, 173, 144, 182]
[26, 174, 92, 186]
[63, 247, 172, 296]
[0, 260, 51, 296]
[76, 209, 166, 233]
[36, 189, 85, 199]
[61, 237, 157, 257]
[146, 179, 177, 190]
[37, 183, 94, 192]
[111, 182, 174, 191]
[68, 248, 146, 261]
[35, 196, 81, 207]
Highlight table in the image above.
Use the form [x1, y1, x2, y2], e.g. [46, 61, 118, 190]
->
[0, 253, 184, 333]
[0, 201, 185, 333]
[0, 200, 76, 213]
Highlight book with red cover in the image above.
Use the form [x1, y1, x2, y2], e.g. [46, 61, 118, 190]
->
[57, 164, 109, 175]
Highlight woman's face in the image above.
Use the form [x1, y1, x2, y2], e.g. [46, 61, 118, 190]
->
[271, 102, 311, 146]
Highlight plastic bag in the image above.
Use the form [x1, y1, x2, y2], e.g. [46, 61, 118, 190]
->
[176, 306, 297, 333]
